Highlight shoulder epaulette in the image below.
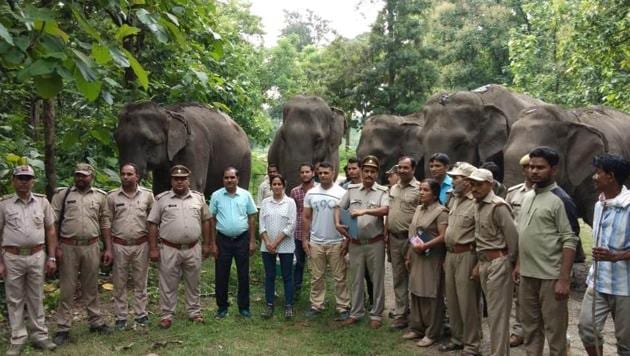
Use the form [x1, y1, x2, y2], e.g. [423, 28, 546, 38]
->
[93, 188, 107, 195]
[0, 194, 15, 201]
[138, 186, 152, 192]
[32, 193, 46, 198]
[55, 187, 69, 193]
[347, 183, 361, 189]
[507, 183, 525, 192]
[374, 184, 389, 192]
[107, 187, 121, 195]
[155, 191, 171, 200]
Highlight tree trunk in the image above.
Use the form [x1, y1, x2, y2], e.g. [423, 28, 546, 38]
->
[29, 97, 41, 139]
[43, 98, 56, 200]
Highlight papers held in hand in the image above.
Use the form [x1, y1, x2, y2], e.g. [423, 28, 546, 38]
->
[410, 228, 432, 256]
[340, 209, 359, 240]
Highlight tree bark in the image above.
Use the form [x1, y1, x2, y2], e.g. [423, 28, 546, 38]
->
[43, 98, 56, 200]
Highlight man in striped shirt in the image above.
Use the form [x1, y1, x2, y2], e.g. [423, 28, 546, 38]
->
[578, 153, 630, 356]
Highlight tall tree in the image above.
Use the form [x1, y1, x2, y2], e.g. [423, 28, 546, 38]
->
[279, 9, 335, 50]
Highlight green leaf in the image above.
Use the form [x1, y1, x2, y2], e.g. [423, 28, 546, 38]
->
[165, 12, 179, 26]
[61, 131, 79, 148]
[33, 74, 63, 99]
[0, 23, 14, 45]
[6, 153, 22, 164]
[160, 19, 185, 46]
[74, 68, 102, 102]
[192, 69, 208, 83]
[71, 48, 98, 81]
[131, 0, 146, 4]
[210, 42, 224, 60]
[91, 44, 112, 65]
[89, 128, 111, 144]
[34, 21, 69, 42]
[109, 47, 130, 68]
[70, 5, 101, 40]
[115, 24, 141, 42]
[122, 49, 148, 89]
[136, 9, 168, 43]
[17, 58, 58, 81]
[23, 6, 55, 21]
[101, 90, 114, 105]
[1, 48, 25, 66]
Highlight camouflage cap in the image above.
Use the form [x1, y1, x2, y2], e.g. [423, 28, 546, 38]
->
[75, 163, 94, 176]
[447, 162, 476, 178]
[13, 165, 35, 177]
[170, 165, 191, 177]
[467, 168, 493, 183]
[361, 155, 380, 170]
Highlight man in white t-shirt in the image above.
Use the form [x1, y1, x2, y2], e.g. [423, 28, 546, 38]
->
[303, 162, 350, 320]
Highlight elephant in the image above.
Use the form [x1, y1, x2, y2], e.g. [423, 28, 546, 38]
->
[115, 102, 251, 197]
[356, 113, 425, 184]
[503, 104, 630, 225]
[268, 96, 346, 191]
[419, 84, 544, 180]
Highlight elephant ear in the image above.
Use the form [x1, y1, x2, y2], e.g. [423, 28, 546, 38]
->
[566, 122, 608, 187]
[166, 110, 191, 161]
[330, 107, 348, 137]
[478, 105, 510, 162]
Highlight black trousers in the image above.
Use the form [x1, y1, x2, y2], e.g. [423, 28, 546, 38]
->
[293, 238, 306, 290]
[215, 231, 250, 310]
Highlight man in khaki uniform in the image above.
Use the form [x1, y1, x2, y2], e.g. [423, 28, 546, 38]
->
[386, 156, 420, 329]
[505, 154, 532, 347]
[148, 165, 212, 329]
[108, 163, 154, 330]
[0, 166, 58, 355]
[336, 155, 389, 329]
[440, 162, 481, 355]
[468, 168, 518, 356]
[53, 163, 112, 346]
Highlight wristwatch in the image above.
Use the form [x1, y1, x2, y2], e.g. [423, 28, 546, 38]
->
[47, 256, 57, 262]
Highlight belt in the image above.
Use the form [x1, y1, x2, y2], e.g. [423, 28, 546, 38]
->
[61, 237, 99, 246]
[477, 248, 508, 262]
[218, 231, 246, 240]
[388, 231, 408, 240]
[3, 244, 44, 256]
[161, 239, 198, 250]
[447, 243, 475, 254]
[350, 234, 385, 245]
[112, 236, 148, 246]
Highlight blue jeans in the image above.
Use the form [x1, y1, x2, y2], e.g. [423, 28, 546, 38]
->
[261, 252, 294, 307]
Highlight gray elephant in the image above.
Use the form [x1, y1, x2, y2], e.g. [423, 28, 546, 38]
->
[115, 102, 251, 197]
[356, 113, 425, 184]
[419, 84, 544, 180]
[268, 96, 346, 191]
[503, 104, 630, 225]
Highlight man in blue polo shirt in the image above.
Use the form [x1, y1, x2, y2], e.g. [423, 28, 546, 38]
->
[429, 153, 452, 205]
[209, 167, 257, 318]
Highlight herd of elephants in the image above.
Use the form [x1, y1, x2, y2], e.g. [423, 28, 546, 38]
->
[114, 84, 630, 228]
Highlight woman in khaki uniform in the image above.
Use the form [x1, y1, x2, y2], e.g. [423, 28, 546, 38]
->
[403, 179, 448, 348]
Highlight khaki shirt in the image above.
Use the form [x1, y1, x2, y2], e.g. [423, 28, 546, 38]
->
[51, 186, 111, 240]
[474, 191, 518, 256]
[107, 186, 154, 240]
[0, 193, 54, 247]
[444, 192, 476, 247]
[387, 178, 420, 234]
[505, 182, 531, 222]
[338, 183, 389, 240]
[147, 190, 210, 244]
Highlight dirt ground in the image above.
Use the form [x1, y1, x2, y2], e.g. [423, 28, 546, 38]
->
[383, 261, 617, 355]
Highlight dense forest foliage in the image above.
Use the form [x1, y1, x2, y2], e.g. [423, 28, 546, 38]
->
[0, 0, 628, 195]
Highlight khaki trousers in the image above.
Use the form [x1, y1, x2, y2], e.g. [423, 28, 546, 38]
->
[444, 251, 481, 353]
[520, 276, 568, 356]
[512, 283, 523, 337]
[57, 243, 103, 331]
[479, 256, 513, 356]
[158, 243, 201, 321]
[409, 293, 444, 340]
[578, 287, 630, 354]
[112, 242, 149, 321]
[388, 233, 409, 320]
[3, 250, 49, 345]
[308, 242, 350, 312]
[348, 240, 385, 320]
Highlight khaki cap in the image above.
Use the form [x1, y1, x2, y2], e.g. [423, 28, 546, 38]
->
[447, 162, 475, 178]
[13, 165, 35, 177]
[75, 163, 94, 176]
[467, 168, 493, 183]
[361, 155, 380, 170]
[519, 154, 530, 166]
[170, 165, 191, 177]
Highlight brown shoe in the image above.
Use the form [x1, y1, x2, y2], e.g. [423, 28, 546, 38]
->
[510, 334, 524, 347]
[402, 331, 421, 340]
[159, 318, 172, 329]
[189, 315, 205, 324]
[341, 317, 360, 326]
[369, 319, 382, 329]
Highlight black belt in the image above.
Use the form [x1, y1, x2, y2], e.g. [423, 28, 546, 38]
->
[218, 231, 246, 239]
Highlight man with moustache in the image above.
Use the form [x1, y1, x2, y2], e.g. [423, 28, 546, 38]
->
[0, 166, 58, 355]
[148, 165, 212, 328]
[52, 163, 112, 345]
[341, 158, 361, 189]
[514, 147, 579, 356]
[290, 163, 318, 295]
[107, 163, 154, 329]
[386, 156, 420, 330]
[336, 155, 389, 329]
[440, 162, 481, 355]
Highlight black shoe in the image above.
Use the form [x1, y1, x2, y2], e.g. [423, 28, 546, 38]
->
[53, 331, 69, 346]
[134, 315, 149, 326]
[335, 310, 350, 321]
[305, 307, 322, 317]
[239, 309, 252, 318]
[261, 305, 274, 319]
[89, 324, 112, 335]
[115, 319, 127, 331]
[284, 305, 294, 320]
[215, 308, 228, 319]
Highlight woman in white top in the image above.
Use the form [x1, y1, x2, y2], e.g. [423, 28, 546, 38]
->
[259, 174, 297, 319]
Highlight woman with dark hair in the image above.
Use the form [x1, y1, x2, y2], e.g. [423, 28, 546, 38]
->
[403, 178, 448, 347]
[259, 174, 297, 320]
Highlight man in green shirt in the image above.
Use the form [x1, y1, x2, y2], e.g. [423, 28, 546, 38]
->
[513, 147, 579, 356]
